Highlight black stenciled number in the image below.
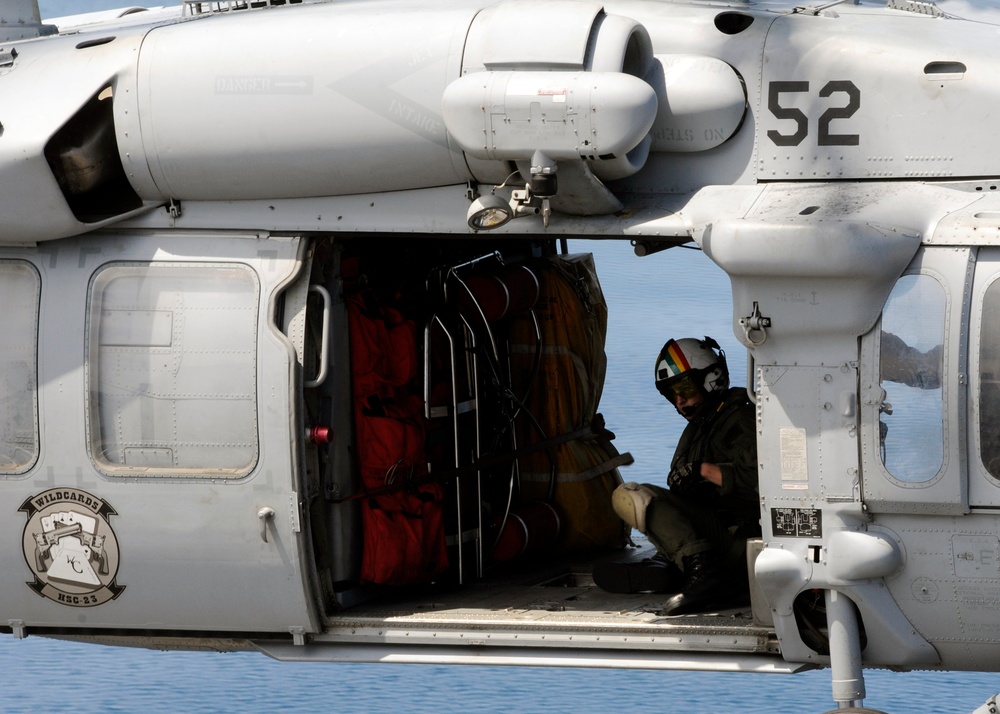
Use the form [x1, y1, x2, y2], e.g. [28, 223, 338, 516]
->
[817, 80, 861, 146]
[767, 79, 861, 147]
[767, 81, 809, 147]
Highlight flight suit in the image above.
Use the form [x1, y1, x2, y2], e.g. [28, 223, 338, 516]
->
[643, 387, 760, 578]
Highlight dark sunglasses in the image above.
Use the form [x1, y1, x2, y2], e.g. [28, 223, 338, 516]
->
[660, 374, 701, 401]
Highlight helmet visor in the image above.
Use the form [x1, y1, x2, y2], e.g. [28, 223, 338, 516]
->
[658, 373, 702, 402]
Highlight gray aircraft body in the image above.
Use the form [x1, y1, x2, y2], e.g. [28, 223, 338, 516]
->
[1, 0, 1000, 710]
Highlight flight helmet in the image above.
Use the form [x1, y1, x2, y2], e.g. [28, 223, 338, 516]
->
[654, 336, 729, 403]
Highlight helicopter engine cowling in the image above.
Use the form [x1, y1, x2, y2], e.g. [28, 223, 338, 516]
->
[441, 71, 658, 167]
[0, 0, 739, 243]
[449, 2, 659, 185]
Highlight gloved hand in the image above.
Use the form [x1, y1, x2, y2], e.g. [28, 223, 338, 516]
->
[667, 461, 701, 490]
[667, 461, 702, 492]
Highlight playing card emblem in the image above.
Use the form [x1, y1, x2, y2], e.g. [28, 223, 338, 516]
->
[20, 489, 125, 607]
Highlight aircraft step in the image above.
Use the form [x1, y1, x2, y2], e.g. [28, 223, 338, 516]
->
[254, 564, 799, 673]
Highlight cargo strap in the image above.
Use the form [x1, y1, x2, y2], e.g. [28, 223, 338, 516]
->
[330, 414, 626, 503]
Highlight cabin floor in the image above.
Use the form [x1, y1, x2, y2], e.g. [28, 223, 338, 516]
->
[256, 542, 803, 673]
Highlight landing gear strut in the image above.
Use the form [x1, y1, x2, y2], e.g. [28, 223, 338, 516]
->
[821, 589, 887, 714]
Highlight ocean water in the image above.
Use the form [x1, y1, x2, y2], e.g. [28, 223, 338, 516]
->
[10, 2, 1000, 712]
[1, 633, 997, 714]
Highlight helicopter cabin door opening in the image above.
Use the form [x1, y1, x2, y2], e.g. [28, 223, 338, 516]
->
[300, 237, 630, 608]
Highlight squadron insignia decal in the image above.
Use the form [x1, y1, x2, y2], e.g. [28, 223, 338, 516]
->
[20, 489, 125, 607]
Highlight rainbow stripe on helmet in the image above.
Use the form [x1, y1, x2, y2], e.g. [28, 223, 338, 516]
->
[657, 339, 692, 380]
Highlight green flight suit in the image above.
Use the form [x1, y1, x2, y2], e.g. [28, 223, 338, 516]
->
[643, 387, 760, 576]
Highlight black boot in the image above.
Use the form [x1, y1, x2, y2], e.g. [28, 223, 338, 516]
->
[593, 553, 683, 594]
[660, 552, 745, 615]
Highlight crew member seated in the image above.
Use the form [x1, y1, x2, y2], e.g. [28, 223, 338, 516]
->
[594, 336, 760, 615]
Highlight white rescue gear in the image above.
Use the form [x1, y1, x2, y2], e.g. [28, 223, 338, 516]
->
[611, 482, 658, 533]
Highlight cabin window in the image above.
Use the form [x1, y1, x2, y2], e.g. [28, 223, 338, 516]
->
[0, 261, 40, 475]
[86, 263, 259, 477]
[979, 278, 1000, 478]
[878, 274, 945, 482]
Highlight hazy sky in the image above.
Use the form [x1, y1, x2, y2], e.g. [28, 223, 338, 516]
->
[38, 0, 164, 19]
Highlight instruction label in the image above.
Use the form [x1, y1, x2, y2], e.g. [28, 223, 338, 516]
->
[780, 427, 808, 489]
[771, 507, 822, 538]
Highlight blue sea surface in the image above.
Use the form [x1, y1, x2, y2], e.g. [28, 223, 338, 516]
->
[12, 2, 1000, 711]
[1, 634, 997, 714]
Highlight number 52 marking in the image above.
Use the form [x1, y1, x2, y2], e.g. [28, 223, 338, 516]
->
[767, 80, 861, 147]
